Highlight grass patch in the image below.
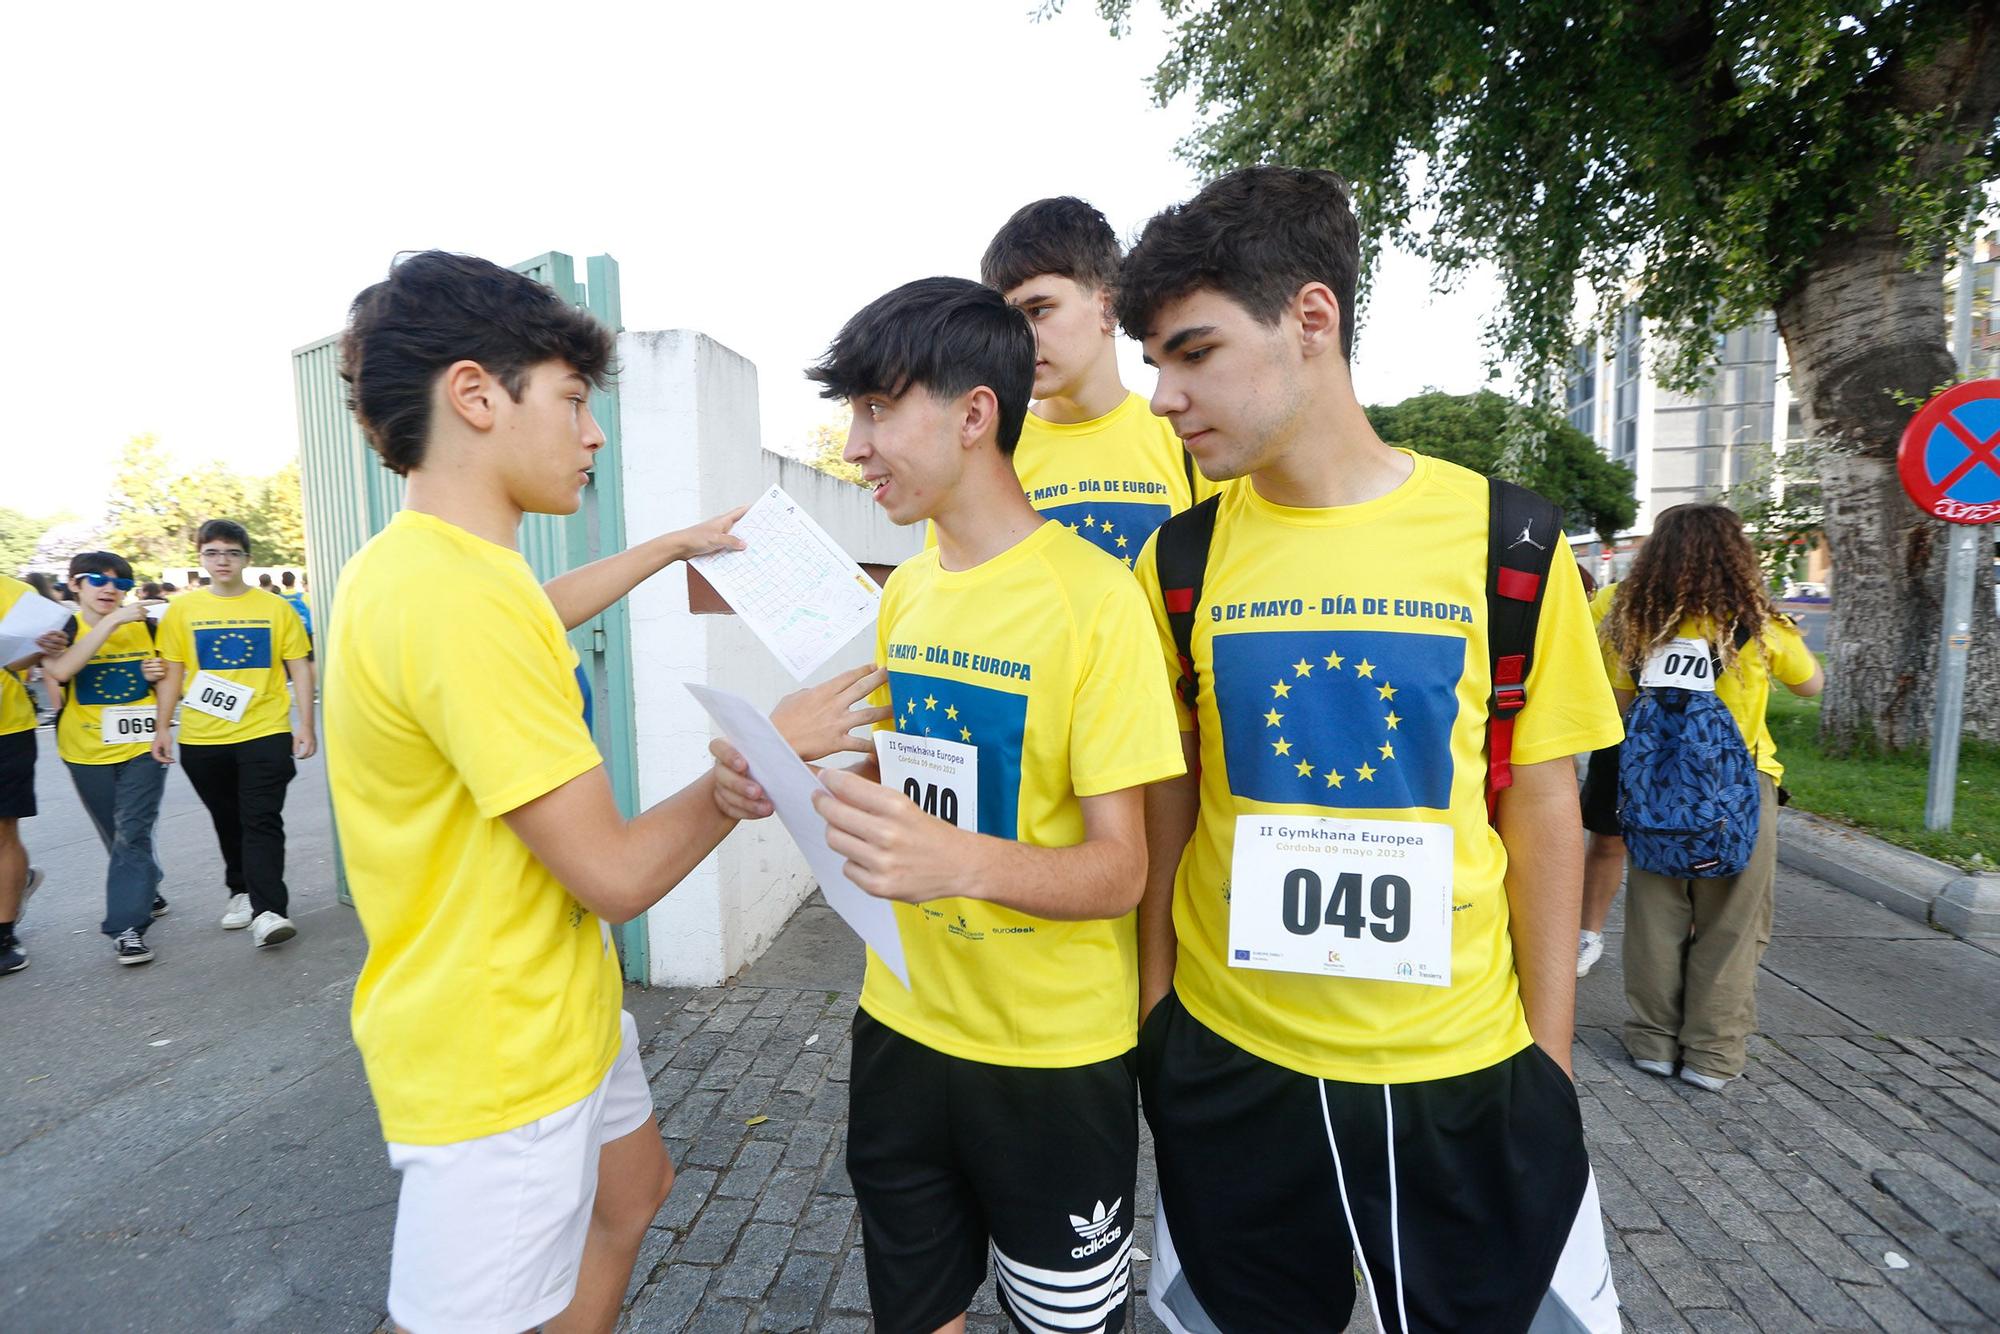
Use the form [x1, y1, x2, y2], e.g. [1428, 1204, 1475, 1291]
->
[1766, 687, 2000, 870]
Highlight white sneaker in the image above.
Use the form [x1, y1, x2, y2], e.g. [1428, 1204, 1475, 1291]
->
[1576, 930, 1604, 978]
[220, 894, 252, 930]
[1679, 1066, 1733, 1092]
[251, 911, 296, 949]
[1632, 1058, 1675, 1077]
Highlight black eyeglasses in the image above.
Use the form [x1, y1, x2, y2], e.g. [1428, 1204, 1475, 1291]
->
[200, 549, 248, 561]
[79, 574, 136, 591]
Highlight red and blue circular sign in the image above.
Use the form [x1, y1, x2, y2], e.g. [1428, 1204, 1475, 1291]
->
[1900, 379, 2000, 524]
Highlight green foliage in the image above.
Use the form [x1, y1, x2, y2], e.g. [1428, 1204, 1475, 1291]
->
[1725, 439, 1825, 588]
[806, 414, 867, 488]
[1081, 0, 1996, 390]
[0, 507, 53, 577]
[100, 434, 305, 575]
[1365, 390, 1636, 540]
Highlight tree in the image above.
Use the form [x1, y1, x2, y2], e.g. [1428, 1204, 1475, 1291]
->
[806, 413, 867, 487]
[1726, 440, 1828, 590]
[249, 459, 307, 568]
[1365, 391, 1637, 542]
[0, 508, 53, 577]
[1078, 1, 2000, 750]
[100, 434, 185, 573]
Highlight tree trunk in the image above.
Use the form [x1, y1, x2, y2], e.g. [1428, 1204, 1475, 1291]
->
[1777, 238, 2000, 751]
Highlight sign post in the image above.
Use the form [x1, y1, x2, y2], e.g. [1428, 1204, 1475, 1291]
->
[1897, 379, 2000, 830]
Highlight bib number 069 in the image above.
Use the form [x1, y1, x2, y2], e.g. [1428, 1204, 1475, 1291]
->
[1282, 868, 1410, 942]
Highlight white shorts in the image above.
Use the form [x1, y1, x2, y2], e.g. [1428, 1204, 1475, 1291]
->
[384, 1010, 654, 1334]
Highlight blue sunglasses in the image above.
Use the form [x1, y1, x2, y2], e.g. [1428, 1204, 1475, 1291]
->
[78, 573, 136, 591]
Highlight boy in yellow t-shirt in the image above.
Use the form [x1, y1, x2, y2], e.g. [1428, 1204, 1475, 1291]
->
[41, 551, 171, 965]
[805, 277, 1184, 1333]
[152, 518, 314, 948]
[1121, 169, 1626, 1331]
[0, 574, 68, 977]
[327, 250, 880, 1334]
[978, 197, 1218, 567]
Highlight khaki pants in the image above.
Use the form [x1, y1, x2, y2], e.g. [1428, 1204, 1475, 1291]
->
[1622, 775, 1777, 1080]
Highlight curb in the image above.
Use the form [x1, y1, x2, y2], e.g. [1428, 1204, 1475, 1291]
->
[1777, 807, 1999, 940]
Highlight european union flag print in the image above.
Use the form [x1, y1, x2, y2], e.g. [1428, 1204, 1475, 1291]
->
[75, 659, 150, 707]
[195, 626, 272, 670]
[1041, 500, 1170, 567]
[1214, 629, 1462, 810]
[887, 670, 1026, 839]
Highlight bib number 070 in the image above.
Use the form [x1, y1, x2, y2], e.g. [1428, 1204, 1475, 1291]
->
[1281, 868, 1411, 943]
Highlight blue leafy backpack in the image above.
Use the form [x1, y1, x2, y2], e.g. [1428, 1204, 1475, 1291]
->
[1618, 629, 1761, 879]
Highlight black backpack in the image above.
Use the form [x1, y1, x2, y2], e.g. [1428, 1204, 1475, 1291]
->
[1153, 477, 1564, 823]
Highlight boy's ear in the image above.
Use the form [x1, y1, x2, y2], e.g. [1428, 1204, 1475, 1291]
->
[441, 360, 500, 431]
[960, 385, 1001, 449]
[1294, 282, 1342, 359]
[1098, 286, 1116, 337]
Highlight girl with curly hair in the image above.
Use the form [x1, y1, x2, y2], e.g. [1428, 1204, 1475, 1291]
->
[1600, 504, 1824, 1092]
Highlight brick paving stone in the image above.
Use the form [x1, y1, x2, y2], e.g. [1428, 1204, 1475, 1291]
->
[1871, 1168, 1986, 1239]
[831, 1245, 871, 1312]
[718, 1074, 778, 1118]
[675, 1197, 755, 1265]
[753, 1166, 818, 1224]
[712, 1221, 790, 1300]
[1591, 1158, 1663, 1231]
[1683, 1311, 1757, 1333]
[725, 1016, 782, 1052]
[1708, 1261, 1816, 1333]
[659, 1089, 725, 1143]
[685, 1124, 747, 1170]
[1818, 1123, 1901, 1173]
[695, 1047, 754, 1092]
[795, 1193, 857, 1253]
[1810, 1036, 1896, 1076]
[670, 1031, 729, 1070]
[1607, 1253, 1693, 1332]
[1627, 1231, 1731, 1309]
[624, 1224, 679, 1306]
[762, 1253, 837, 1332]
[819, 1319, 870, 1334]
[818, 1152, 856, 1197]
[1683, 1177, 1777, 1245]
[1654, 1196, 1750, 1262]
[1854, 1085, 1931, 1132]
[1767, 1210, 1880, 1285]
[1701, 1150, 1800, 1216]
[714, 1139, 783, 1200]
[1883, 1261, 1987, 1326]
[1933, 1256, 2000, 1315]
[625, 1263, 711, 1332]
[782, 1119, 837, 1170]
[1742, 1237, 1869, 1327]
[1838, 1277, 1945, 1334]
[682, 1300, 750, 1334]
[781, 1051, 829, 1095]
[1898, 1148, 2000, 1218]
[656, 1168, 717, 1231]
[1922, 1121, 2000, 1188]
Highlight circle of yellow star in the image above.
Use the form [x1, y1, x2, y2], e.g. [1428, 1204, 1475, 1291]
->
[1271, 680, 1292, 699]
[1292, 658, 1313, 678]
[923, 694, 937, 710]
[1355, 762, 1377, 781]
[960, 728, 972, 742]
[1264, 708, 1284, 727]
[1325, 769, 1344, 789]
[1377, 682, 1398, 700]
[1272, 737, 1292, 757]
[1294, 759, 1314, 778]
[1323, 648, 1344, 670]
[945, 704, 959, 720]
[1379, 741, 1396, 760]
[1354, 659, 1376, 679]
[1384, 711, 1402, 730]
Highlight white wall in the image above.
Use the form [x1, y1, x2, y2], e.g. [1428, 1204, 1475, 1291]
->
[617, 330, 907, 985]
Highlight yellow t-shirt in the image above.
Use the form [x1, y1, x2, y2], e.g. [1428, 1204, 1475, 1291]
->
[326, 511, 618, 1145]
[57, 617, 159, 765]
[1134, 453, 1624, 1083]
[859, 520, 1186, 1068]
[1607, 614, 1817, 785]
[924, 391, 1222, 568]
[0, 577, 41, 736]
[156, 588, 311, 744]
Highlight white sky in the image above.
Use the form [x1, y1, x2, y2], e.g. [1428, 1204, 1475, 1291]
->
[5, 0, 1503, 520]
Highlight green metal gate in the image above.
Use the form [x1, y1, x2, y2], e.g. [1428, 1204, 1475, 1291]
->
[292, 251, 649, 981]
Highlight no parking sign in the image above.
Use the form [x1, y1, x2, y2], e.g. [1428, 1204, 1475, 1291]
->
[1899, 380, 2000, 524]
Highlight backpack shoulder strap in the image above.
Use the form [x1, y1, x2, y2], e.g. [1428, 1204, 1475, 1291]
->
[1486, 478, 1565, 822]
[1154, 495, 1222, 719]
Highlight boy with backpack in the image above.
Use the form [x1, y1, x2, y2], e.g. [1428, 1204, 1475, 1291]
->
[1599, 503, 1822, 1091]
[1123, 166, 1625, 1332]
[40, 551, 172, 965]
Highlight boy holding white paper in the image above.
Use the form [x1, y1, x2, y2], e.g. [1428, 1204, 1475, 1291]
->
[807, 276, 1185, 1334]
[326, 249, 882, 1334]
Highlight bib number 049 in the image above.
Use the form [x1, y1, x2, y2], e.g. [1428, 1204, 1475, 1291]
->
[1281, 868, 1411, 943]
[1228, 814, 1453, 986]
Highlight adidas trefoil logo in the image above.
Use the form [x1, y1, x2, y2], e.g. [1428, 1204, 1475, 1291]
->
[1068, 1198, 1123, 1260]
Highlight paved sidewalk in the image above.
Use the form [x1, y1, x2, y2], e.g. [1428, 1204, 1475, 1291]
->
[5, 727, 1997, 1331]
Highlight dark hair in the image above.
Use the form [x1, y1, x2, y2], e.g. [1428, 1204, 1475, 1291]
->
[981, 197, 1122, 296]
[68, 550, 134, 581]
[160, 581, 178, 594]
[24, 572, 59, 600]
[140, 582, 163, 599]
[281, 570, 296, 588]
[806, 277, 1035, 455]
[258, 573, 274, 587]
[197, 519, 251, 553]
[1604, 504, 1773, 675]
[340, 250, 616, 476]
[1117, 166, 1361, 360]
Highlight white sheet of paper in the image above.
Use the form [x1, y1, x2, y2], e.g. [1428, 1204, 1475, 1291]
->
[686, 683, 910, 988]
[0, 589, 72, 666]
[690, 484, 881, 681]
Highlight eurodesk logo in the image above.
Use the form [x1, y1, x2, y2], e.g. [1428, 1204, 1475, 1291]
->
[1069, 1198, 1123, 1260]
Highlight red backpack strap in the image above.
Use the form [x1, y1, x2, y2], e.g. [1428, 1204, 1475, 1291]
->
[1486, 478, 1564, 822]
[1154, 495, 1221, 722]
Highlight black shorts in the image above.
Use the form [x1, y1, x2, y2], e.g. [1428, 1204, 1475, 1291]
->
[0, 729, 36, 820]
[1580, 743, 1622, 836]
[845, 1008, 1137, 1334]
[1137, 992, 1616, 1333]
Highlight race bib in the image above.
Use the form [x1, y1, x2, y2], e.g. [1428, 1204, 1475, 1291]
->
[875, 731, 979, 832]
[184, 671, 254, 722]
[1639, 637, 1718, 691]
[1228, 815, 1453, 986]
[99, 706, 161, 746]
